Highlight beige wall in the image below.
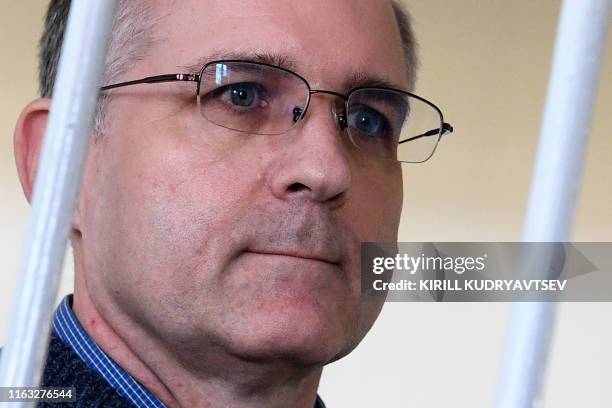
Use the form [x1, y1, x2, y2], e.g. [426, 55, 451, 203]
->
[1, 1, 611, 407]
[1, 0, 76, 346]
[400, 0, 612, 242]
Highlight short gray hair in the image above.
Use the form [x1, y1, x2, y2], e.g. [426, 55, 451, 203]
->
[392, 1, 419, 88]
[38, 0, 417, 136]
[39, 0, 159, 136]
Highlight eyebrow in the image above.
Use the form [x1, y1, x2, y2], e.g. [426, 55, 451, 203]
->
[342, 71, 404, 92]
[180, 50, 405, 92]
[180, 49, 299, 74]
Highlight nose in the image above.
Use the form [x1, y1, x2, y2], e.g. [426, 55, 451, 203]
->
[267, 98, 351, 207]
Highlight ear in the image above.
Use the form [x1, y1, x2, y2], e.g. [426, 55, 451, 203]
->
[14, 98, 51, 203]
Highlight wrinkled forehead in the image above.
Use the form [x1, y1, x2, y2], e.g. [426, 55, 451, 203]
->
[143, 0, 408, 91]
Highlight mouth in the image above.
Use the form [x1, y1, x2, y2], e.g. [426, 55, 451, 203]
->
[244, 250, 341, 267]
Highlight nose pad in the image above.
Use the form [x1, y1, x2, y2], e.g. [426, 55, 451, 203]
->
[292, 107, 304, 123]
[332, 100, 348, 131]
[292, 98, 348, 129]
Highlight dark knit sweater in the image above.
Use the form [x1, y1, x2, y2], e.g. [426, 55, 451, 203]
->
[39, 332, 132, 407]
[1, 331, 327, 407]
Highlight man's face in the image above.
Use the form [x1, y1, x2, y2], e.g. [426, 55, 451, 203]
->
[78, 0, 406, 367]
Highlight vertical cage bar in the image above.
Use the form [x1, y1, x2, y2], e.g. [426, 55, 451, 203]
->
[495, 1, 611, 407]
[0, 1, 117, 406]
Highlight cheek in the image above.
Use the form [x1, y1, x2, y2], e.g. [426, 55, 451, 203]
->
[348, 165, 403, 241]
[83, 125, 263, 295]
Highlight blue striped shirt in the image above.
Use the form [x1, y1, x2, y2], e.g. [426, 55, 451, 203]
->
[52, 295, 166, 408]
[52, 295, 326, 408]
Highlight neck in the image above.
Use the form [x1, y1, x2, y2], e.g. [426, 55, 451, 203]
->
[72, 265, 322, 408]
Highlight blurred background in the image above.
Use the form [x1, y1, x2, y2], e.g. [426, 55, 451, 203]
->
[1, 1, 611, 407]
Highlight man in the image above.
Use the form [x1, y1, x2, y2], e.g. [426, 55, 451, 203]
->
[11, 0, 447, 406]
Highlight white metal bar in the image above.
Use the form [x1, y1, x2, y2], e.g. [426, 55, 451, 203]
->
[0, 1, 117, 406]
[495, 1, 611, 407]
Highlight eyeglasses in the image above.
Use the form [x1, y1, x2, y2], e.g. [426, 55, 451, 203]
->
[101, 60, 453, 163]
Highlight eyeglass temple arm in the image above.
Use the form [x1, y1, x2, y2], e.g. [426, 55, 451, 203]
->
[100, 73, 200, 91]
[398, 122, 453, 145]
[100, 75, 453, 147]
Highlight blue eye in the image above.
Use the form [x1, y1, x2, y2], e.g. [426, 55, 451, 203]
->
[348, 106, 389, 138]
[227, 83, 255, 106]
[214, 82, 269, 109]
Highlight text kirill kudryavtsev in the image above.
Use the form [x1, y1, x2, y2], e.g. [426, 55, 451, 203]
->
[372, 278, 567, 292]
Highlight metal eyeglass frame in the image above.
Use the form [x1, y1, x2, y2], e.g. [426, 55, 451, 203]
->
[100, 59, 454, 163]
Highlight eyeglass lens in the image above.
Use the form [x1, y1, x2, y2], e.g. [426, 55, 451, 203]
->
[197, 61, 443, 163]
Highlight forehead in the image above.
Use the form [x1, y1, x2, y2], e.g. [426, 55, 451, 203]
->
[145, 0, 408, 89]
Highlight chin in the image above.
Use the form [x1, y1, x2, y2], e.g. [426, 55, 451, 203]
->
[200, 253, 383, 366]
[219, 298, 359, 366]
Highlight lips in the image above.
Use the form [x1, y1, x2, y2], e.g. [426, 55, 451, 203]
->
[244, 249, 341, 266]
[227, 203, 353, 271]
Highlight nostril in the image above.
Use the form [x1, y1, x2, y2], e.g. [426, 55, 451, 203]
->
[288, 182, 308, 193]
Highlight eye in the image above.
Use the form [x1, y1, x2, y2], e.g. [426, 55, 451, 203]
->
[347, 105, 389, 138]
[216, 82, 267, 108]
